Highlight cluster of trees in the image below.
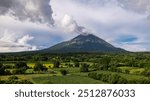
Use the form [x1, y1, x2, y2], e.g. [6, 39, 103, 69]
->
[0, 63, 11, 75]
[88, 72, 128, 84]
[12, 62, 29, 74]
[33, 63, 48, 72]
[80, 63, 89, 72]
[88, 72, 150, 84]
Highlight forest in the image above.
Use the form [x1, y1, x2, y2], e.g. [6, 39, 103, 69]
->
[0, 52, 150, 84]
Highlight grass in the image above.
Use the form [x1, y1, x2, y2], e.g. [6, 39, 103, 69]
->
[0, 67, 105, 84]
[119, 66, 145, 74]
[32, 75, 105, 84]
[0, 63, 149, 84]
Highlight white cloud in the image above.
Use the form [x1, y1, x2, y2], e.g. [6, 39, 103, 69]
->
[0, 29, 37, 52]
[51, 0, 150, 52]
[0, 0, 150, 52]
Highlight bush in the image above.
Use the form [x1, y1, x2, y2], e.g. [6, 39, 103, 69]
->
[53, 61, 60, 68]
[125, 70, 130, 74]
[60, 70, 68, 76]
[0, 67, 5, 75]
[142, 69, 150, 77]
[117, 77, 128, 84]
[74, 62, 80, 67]
[109, 74, 121, 84]
[34, 63, 48, 72]
[8, 76, 18, 81]
[80, 63, 89, 72]
[12, 67, 27, 75]
[5, 70, 11, 75]
[15, 62, 28, 69]
[18, 80, 33, 84]
[88, 72, 128, 84]
[88, 72, 98, 80]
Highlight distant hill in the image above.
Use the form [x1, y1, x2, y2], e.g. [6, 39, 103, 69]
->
[42, 34, 126, 53]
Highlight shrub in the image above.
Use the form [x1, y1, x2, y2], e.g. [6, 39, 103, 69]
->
[117, 77, 128, 84]
[60, 70, 68, 76]
[142, 69, 150, 77]
[12, 67, 27, 75]
[125, 70, 130, 74]
[109, 74, 121, 84]
[80, 63, 89, 72]
[0, 67, 5, 75]
[34, 63, 48, 72]
[53, 61, 60, 68]
[8, 76, 18, 81]
[88, 72, 98, 80]
[74, 62, 80, 67]
[15, 62, 28, 69]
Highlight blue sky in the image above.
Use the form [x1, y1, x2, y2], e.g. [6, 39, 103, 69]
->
[0, 0, 150, 52]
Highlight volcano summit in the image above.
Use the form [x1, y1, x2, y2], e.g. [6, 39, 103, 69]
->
[43, 34, 126, 53]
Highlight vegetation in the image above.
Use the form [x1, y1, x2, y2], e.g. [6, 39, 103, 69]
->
[33, 63, 48, 72]
[0, 52, 150, 84]
[60, 69, 68, 76]
[80, 63, 89, 72]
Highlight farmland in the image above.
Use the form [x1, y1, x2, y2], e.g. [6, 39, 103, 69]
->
[0, 52, 150, 84]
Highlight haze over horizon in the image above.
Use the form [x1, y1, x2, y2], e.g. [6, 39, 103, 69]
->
[0, 0, 150, 52]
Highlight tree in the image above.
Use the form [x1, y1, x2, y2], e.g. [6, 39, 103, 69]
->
[0, 63, 5, 75]
[80, 63, 89, 72]
[53, 61, 60, 68]
[98, 56, 111, 70]
[60, 70, 68, 76]
[33, 63, 48, 72]
[15, 62, 28, 69]
[74, 62, 80, 67]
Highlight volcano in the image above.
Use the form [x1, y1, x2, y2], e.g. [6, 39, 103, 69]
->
[42, 34, 126, 53]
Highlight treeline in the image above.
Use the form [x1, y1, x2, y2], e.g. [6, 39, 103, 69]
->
[88, 72, 150, 84]
[1, 52, 150, 68]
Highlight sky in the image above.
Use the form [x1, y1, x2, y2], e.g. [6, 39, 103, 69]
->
[0, 0, 150, 52]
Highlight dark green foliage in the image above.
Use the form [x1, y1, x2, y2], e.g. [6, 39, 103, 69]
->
[141, 68, 150, 77]
[15, 62, 28, 69]
[74, 62, 80, 67]
[0, 63, 5, 75]
[53, 61, 60, 68]
[88, 72, 98, 80]
[0, 75, 33, 84]
[88, 72, 128, 84]
[60, 70, 68, 76]
[13, 62, 28, 74]
[125, 69, 130, 74]
[117, 77, 128, 84]
[8, 76, 18, 80]
[5, 70, 11, 75]
[12, 67, 27, 74]
[0, 67, 5, 75]
[33, 63, 48, 71]
[0, 63, 2, 68]
[80, 63, 89, 72]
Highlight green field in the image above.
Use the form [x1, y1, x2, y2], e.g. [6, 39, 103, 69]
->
[0, 53, 150, 84]
[0, 67, 105, 84]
